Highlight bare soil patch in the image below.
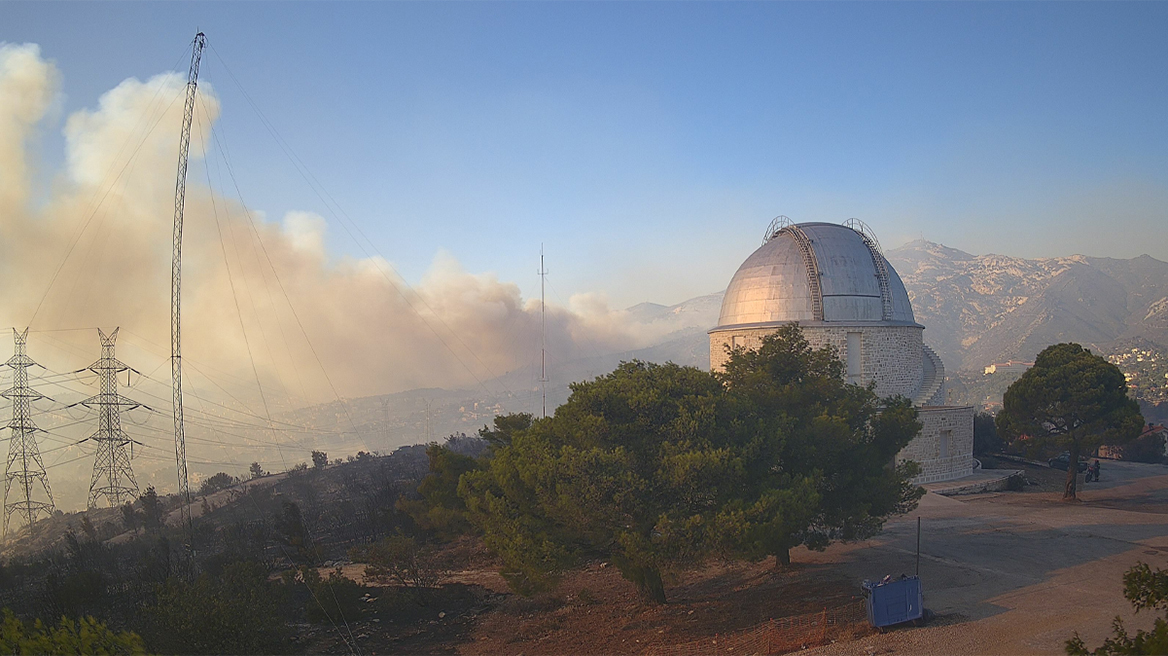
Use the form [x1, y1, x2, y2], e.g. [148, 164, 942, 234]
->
[294, 552, 869, 655]
[462, 558, 865, 655]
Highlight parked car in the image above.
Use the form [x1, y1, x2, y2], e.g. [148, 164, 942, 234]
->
[1048, 452, 1089, 472]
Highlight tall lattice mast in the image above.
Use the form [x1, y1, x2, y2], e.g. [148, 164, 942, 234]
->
[538, 246, 548, 418]
[2, 329, 54, 539]
[171, 32, 205, 530]
[82, 328, 140, 508]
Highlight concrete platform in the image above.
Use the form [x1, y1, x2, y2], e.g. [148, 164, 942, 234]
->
[922, 469, 1024, 496]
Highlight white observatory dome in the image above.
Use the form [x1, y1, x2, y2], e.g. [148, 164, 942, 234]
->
[717, 222, 916, 329]
[709, 218, 974, 486]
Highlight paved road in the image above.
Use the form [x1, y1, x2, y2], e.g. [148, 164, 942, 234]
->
[802, 460, 1168, 654]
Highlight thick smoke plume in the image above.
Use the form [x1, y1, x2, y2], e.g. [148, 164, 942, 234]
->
[0, 43, 672, 407]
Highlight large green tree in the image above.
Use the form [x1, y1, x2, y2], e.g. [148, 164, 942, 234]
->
[460, 327, 925, 603]
[478, 412, 534, 450]
[715, 325, 924, 567]
[460, 361, 741, 603]
[399, 415, 534, 538]
[997, 343, 1143, 500]
[398, 444, 482, 538]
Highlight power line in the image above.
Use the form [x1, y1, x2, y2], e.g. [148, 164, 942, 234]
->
[201, 98, 372, 460]
[27, 73, 187, 328]
[206, 43, 513, 402]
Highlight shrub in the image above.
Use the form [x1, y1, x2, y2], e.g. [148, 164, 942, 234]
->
[1119, 433, 1167, 464]
[298, 567, 366, 625]
[352, 535, 448, 604]
[0, 608, 144, 655]
[311, 451, 329, 469]
[138, 487, 164, 532]
[974, 412, 1003, 456]
[198, 472, 239, 496]
[274, 501, 320, 565]
[142, 561, 291, 655]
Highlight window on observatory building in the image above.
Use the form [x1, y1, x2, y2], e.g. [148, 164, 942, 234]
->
[731, 335, 742, 350]
[846, 332, 862, 384]
[940, 430, 952, 459]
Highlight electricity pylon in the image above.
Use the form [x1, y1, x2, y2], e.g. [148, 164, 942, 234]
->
[2, 328, 54, 539]
[82, 328, 140, 508]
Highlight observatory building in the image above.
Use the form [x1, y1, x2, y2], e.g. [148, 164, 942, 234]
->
[710, 219, 973, 484]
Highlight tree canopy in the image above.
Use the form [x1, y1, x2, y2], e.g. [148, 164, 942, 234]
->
[458, 325, 924, 603]
[997, 343, 1143, 499]
[399, 444, 482, 539]
[715, 325, 924, 566]
[460, 361, 736, 602]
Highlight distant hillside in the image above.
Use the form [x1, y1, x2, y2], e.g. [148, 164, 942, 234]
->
[884, 240, 1168, 373]
[615, 241, 1168, 380]
[621, 292, 723, 333]
[284, 241, 1168, 446]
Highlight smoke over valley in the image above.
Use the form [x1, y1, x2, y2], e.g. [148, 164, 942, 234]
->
[0, 42, 713, 509]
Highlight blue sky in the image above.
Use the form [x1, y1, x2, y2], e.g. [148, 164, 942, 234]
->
[4, 1, 1167, 307]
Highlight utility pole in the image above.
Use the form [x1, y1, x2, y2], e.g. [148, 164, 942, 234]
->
[2, 329, 54, 539]
[171, 32, 206, 532]
[538, 246, 548, 418]
[82, 328, 140, 508]
[381, 398, 391, 445]
[422, 399, 433, 443]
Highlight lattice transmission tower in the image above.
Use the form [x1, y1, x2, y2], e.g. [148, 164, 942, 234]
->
[2, 328, 55, 539]
[81, 328, 141, 508]
[170, 31, 206, 531]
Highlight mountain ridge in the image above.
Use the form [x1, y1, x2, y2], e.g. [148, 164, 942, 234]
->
[287, 242, 1168, 457]
[883, 240, 1168, 372]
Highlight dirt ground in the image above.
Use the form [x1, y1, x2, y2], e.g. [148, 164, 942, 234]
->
[302, 550, 866, 655]
[304, 459, 1168, 655]
[463, 560, 864, 655]
[805, 459, 1168, 655]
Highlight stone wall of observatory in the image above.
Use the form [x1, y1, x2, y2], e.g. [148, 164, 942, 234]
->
[710, 324, 925, 400]
[898, 406, 975, 484]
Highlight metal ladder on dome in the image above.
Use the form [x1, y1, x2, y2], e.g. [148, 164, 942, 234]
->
[845, 218, 894, 321]
[783, 224, 824, 322]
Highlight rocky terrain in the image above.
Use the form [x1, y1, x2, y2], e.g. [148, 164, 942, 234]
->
[884, 240, 1168, 374]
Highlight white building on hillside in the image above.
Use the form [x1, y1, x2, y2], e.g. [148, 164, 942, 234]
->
[709, 219, 974, 484]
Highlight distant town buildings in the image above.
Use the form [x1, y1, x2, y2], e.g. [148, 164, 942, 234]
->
[1108, 346, 1168, 405]
[983, 360, 1034, 376]
[709, 220, 974, 484]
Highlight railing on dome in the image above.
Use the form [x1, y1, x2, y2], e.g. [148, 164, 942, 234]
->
[843, 217, 882, 252]
[765, 216, 824, 321]
[845, 218, 894, 321]
[763, 215, 794, 244]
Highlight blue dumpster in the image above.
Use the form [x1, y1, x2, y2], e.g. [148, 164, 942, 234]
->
[861, 575, 923, 628]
